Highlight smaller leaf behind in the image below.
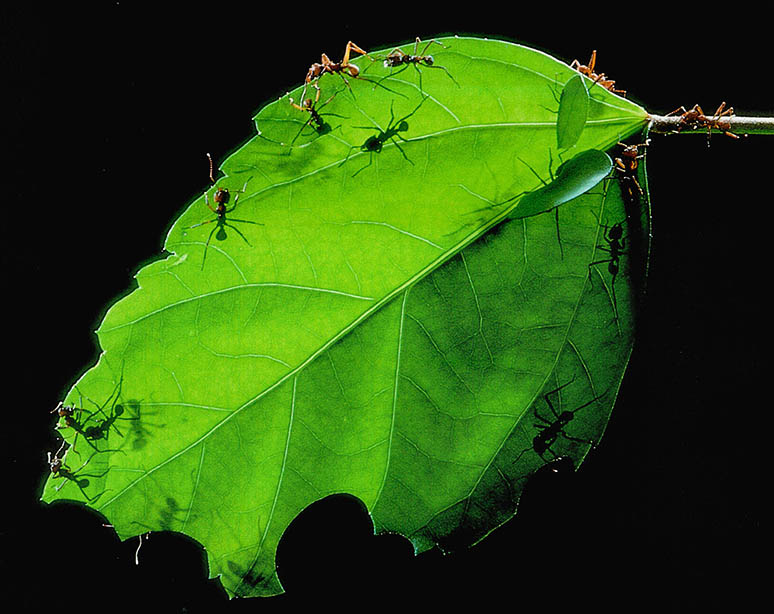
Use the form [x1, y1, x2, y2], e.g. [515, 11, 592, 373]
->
[510, 149, 613, 219]
[557, 74, 589, 150]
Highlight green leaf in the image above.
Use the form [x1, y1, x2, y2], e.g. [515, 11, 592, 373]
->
[556, 74, 589, 149]
[41, 36, 649, 598]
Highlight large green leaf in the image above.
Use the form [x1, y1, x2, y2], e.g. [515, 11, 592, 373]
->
[41, 36, 649, 598]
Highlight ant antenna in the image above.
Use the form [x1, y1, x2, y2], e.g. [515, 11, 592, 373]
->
[207, 152, 215, 184]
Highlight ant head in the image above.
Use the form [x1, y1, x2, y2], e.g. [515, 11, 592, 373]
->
[213, 187, 231, 205]
[347, 64, 360, 78]
[302, 98, 314, 110]
[396, 120, 409, 132]
[620, 145, 638, 158]
[609, 223, 624, 239]
[424, 55, 435, 65]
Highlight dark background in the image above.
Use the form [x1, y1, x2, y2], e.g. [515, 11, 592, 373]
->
[2, 5, 768, 612]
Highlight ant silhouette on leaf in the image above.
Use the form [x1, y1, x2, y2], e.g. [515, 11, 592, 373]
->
[513, 378, 602, 467]
[185, 153, 260, 269]
[341, 97, 427, 177]
[588, 209, 627, 329]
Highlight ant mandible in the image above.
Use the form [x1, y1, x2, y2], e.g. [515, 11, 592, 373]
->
[302, 41, 373, 100]
[380, 37, 460, 90]
[186, 154, 261, 269]
[570, 50, 626, 96]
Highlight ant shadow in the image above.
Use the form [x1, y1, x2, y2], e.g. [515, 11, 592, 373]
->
[340, 96, 427, 177]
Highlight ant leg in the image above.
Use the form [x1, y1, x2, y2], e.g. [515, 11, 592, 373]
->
[204, 192, 216, 213]
[200, 223, 219, 270]
[588, 257, 613, 275]
[389, 137, 413, 165]
[342, 41, 372, 64]
[351, 153, 375, 178]
[587, 50, 597, 74]
[375, 64, 409, 90]
[665, 105, 689, 117]
[423, 62, 460, 87]
[221, 221, 253, 247]
[186, 217, 217, 230]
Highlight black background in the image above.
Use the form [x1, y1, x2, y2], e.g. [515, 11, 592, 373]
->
[2, 4, 768, 612]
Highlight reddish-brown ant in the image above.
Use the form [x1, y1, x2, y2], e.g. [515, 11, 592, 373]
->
[570, 50, 626, 96]
[47, 440, 113, 500]
[302, 41, 373, 100]
[379, 37, 459, 90]
[51, 401, 78, 428]
[613, 140, 649, 198]
[186, 154, 261, 269]
[666, 102, 741, 144]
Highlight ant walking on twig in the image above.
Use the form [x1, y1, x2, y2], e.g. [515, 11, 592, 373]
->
[570, 50, 626, 96]
[185, 153, 260, 269]
[665, 102, 741, 144]
[378, 37, 460, 91]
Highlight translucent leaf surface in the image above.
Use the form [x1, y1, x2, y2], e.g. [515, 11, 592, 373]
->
[41, 36, 649, 598]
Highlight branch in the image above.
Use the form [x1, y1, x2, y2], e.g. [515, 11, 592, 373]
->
[648, 113, 774, 136]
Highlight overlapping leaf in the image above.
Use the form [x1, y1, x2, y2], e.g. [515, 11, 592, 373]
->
[41, 37, 649, 597]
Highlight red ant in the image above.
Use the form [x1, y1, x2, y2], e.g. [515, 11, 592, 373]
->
[379, 37, 459, 90]
[185, 154, 260, 269]
[613, 140, 649, 199]
[666, 102, 741, 144]
[47, 440, 114, 501]
[51, 401, 78, 428]
[570, 50, 626, 96]
[302, 41, 373, 100]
